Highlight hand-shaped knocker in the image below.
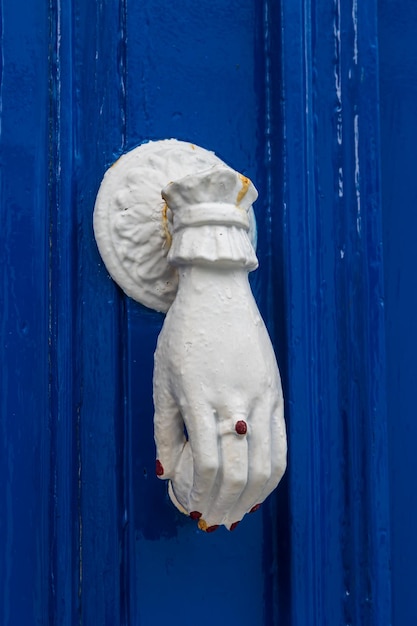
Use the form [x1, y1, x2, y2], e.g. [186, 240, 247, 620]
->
[93, 140, 287, 532]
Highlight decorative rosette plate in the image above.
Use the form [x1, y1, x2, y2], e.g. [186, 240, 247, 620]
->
[93, 139, 256, 312]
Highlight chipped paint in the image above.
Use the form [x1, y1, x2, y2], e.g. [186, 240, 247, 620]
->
[236, 174, 250, 205]
[161, 201, 172, 249]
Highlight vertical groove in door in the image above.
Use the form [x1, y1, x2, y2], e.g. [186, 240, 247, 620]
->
[257, 0, 290, 624]
[71, 0, 129, 623]
[48, 0, 79, 623]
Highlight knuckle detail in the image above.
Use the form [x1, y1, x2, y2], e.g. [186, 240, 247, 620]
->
[197, 457, 219, 478]
[227, 472, 247, 493]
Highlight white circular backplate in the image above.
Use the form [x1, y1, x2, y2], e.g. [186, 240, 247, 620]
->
[93, 139, 256, 312]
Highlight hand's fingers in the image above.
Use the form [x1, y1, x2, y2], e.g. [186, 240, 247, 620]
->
[223, 399, 284, 529]
[153, 384, 186, 479]
[197, 415, 249, 528]
[168, 441, 194, 514]
[257, 404, 287, 504]
[182, 406, 220, 520]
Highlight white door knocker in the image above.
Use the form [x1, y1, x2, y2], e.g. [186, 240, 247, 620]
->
[93, 139, 287, 532]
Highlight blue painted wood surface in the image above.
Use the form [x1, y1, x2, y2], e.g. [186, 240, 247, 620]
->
[1, 0, 416, 624]
[378, 1, 417, 624]
[0, 2, 51, 624]
[281, 1, 391, 624]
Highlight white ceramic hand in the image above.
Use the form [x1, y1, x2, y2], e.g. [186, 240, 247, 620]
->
[93, 145, 287, 532]
[153, 263, 286, 531]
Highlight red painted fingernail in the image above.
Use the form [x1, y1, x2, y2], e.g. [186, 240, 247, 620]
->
[230, 521, 240, 531]
[235, 420, 247, 435]
[190, 511, 202, 520]
[155, 460, 164, 476]
[250, 504, 261, 513]
[206, 525, 219, 533]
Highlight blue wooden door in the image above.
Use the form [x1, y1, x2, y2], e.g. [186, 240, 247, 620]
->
[1, 0, 416, 624]
[1, 1, 288, 624]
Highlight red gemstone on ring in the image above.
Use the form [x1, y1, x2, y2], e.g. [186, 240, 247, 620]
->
[235, 420, 247, 435]
[250, 504, 261, 513]
[230, 521, 240, 531]
[206, 525, 219, 533]
[155, 460, 164, 476]
[190, 511, 202, 520]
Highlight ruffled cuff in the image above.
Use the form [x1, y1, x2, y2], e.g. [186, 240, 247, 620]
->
[167, 224, 258, 270]
[162, 165, 259, 270]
